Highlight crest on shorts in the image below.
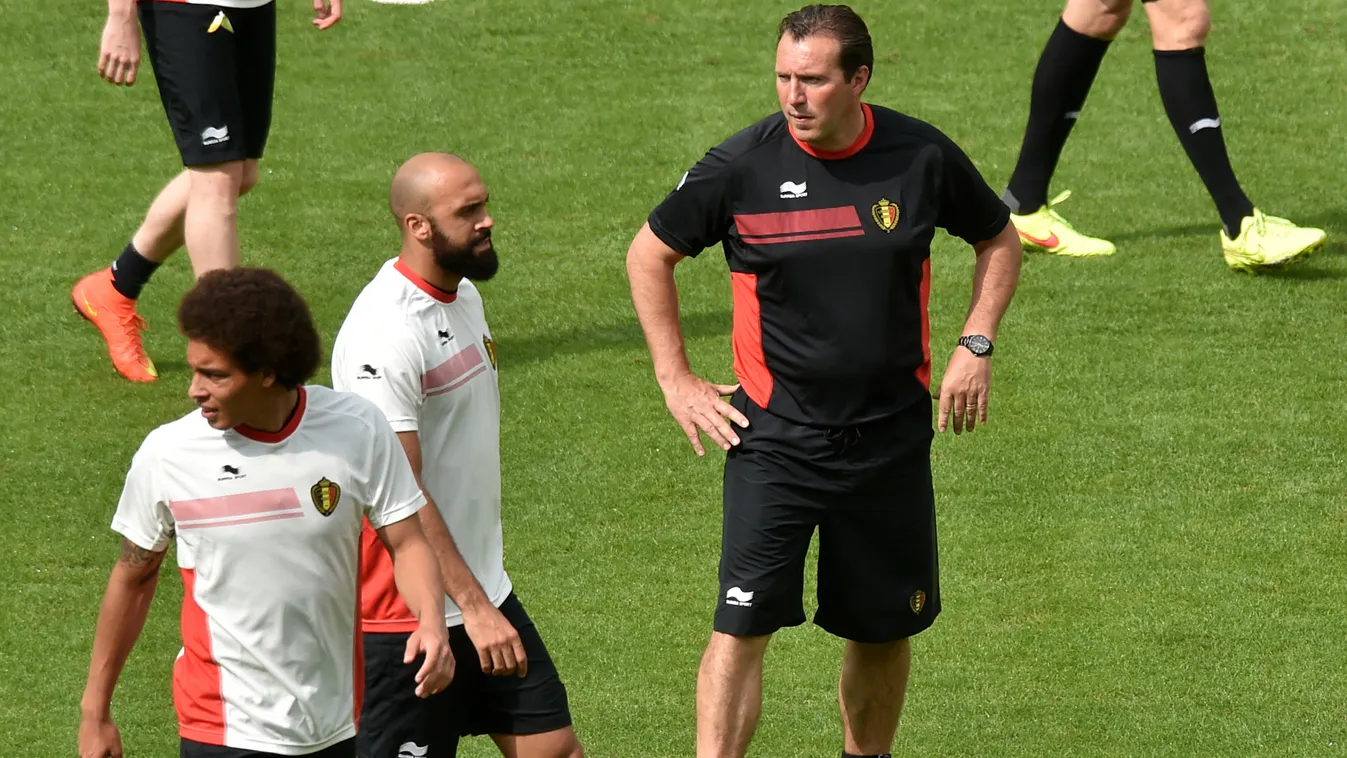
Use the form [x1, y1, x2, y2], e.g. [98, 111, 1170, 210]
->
[909, 590, 926, 615]
[310, 477, 341, 517]
[482, 335, 497, 370]
[872, 198, 900, 232]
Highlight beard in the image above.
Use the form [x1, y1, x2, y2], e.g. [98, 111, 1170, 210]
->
[429, 221, 500, 282]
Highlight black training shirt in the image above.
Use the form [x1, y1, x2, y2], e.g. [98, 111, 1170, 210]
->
[648, 103, 1009, 427]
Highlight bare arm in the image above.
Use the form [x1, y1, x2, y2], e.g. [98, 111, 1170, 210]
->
[937, 220, 1023, 434]
[78, 539, 166, 758]
[962, 220, 1023, 340]
[98, 0, 140, 86]
[396, 431, 494, 615]
[626, 223, 695, 386]
[374, 516, 447, 627]
[372, 518, 453, 697]
[626, 223, 748, 455]
[81, 540, 164, 720]
[396, 431, 527, 676]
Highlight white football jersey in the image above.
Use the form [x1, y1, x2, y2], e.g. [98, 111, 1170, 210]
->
[332, 258, 511, 631]
[111, 386, 425, 755]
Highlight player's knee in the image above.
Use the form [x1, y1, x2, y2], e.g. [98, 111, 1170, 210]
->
[239, 161, 261, 196]
[1062, 0, 1131, 40]
[706, 630, 772, 659]
[1149, 0, 1210, 48]
[189, 162, 246, 201]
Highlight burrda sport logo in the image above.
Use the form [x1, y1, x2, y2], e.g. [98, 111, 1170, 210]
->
[725, 587, 754, 607]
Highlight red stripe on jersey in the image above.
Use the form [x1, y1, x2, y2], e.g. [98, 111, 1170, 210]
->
[733, 206, 862, 238]
[425, 364, 488, 397]
[916, 258, 932, 390]
[395, 258, 458, 304]
[353, 539, 365, 731]
[169, 488, 304, 524]
[739, 229, 867, 246]
[732, 273, 772, 408]
[422, 346, 485, 394]
[175, 569, 226, 746]
[235, 387, 306, 444]
[358, 518, 418, 633]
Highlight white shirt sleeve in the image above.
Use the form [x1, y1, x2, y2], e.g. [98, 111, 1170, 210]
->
[333, 333, 423, 433]
[110, 436, 176, 552]
[361, 409, 426, 530]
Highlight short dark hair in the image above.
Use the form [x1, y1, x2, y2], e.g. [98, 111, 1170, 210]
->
[778, 4, 874, 80]
[177, 268, 320, 390]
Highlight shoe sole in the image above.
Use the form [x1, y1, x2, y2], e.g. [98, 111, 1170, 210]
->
[1022, 243, 1116, 258]
[1226, 238, 1326, 274]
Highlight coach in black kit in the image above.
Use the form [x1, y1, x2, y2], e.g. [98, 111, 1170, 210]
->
[625, 5, 1022, 758]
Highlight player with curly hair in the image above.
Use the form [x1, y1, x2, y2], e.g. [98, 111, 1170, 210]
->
[78, 268, 453, 758]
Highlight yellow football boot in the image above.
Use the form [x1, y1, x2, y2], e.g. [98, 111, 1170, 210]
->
[1010, 190, 1116, 258]
[1221, 209, 1326, 273]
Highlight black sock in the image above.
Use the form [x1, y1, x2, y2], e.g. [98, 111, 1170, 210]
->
[110, 243, 160, 300]
[1154, 47, 1255, 236]
[1003, 19, 1112, 213]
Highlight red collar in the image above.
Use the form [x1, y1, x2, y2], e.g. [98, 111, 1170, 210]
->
[790, 103, 874, 160]
[235, 387, 306, 444]
[394, 258, 457, 303]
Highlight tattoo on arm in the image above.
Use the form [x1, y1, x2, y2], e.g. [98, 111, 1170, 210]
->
[117, 538, 165, 584]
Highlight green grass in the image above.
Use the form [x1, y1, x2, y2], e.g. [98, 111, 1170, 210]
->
[3, 0, 1347, 756]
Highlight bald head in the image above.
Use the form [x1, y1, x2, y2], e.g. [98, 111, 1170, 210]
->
[388, 152, 479, 226]
[388, 152, 497, 281]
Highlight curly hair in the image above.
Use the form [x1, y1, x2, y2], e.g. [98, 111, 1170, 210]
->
[177, 268, 320, 390]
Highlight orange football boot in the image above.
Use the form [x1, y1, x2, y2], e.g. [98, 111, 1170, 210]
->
[71, 268, 158, 382]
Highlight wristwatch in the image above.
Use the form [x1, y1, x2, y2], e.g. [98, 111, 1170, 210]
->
[958, 334, 994, 357]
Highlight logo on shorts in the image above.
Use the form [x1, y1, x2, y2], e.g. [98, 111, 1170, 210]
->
[725, 587, 754, 607]
[310, 477, 341, 517]
[201, 126, 230, 146]
[397, 744, 429, 758]
[358, 364, 380, 379]
[872, 198, 900, 232]
[910, 590, 926, 615]
[482, 335, 497, 370]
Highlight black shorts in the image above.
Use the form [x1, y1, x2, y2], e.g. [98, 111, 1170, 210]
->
[181, 738, 355, 758]
[357, 594, 573, 758]
[139, 1, 276, 166]
[715, 391, 940, 644]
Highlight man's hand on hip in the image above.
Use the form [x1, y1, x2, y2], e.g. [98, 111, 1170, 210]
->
[936, 348, 991, 435]
[660, 373, 749, 456]
[463, 603, 528, 678]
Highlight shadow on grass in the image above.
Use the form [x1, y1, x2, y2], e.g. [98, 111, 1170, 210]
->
[152, 358, 188, 376]
[1107, 208, 1347, 247]
[499, 309, 731, 368]
[1107, 223, 1215, 244]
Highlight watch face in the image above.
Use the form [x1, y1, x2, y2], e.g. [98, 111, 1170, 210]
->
[963, 335, 991, 355]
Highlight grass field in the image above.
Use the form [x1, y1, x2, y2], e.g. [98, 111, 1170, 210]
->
[3, 0, 1347, 755]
